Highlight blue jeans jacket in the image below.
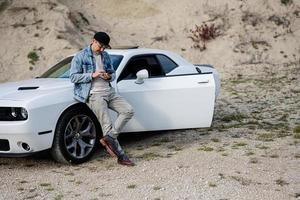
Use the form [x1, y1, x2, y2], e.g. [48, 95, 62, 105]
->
[70, 46, 115, 103]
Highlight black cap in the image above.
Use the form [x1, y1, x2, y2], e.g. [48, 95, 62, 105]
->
[94, 32, 111, 48]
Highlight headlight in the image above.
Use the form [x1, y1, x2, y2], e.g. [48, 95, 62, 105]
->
[0, 107, 28, 121]
[10, 107, 28, 120]
[20, 108, 28, 119]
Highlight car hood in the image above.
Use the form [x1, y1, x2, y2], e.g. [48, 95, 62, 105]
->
[0, 78, 72, 101]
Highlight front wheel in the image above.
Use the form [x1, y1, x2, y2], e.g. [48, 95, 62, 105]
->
[51, 106, 100, 164]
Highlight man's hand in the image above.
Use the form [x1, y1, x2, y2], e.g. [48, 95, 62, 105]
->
[101, 72, 112, 80]
[92, 70, 111, 80]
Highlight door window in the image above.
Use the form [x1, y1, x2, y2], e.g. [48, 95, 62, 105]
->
[118, 55, 165, 81]
[156, 54, 178, 74]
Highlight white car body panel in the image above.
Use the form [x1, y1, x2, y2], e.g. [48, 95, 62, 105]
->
[0, 48, 220, 156]
[0, 79, 76, 153]
[117, 73, 215, 132]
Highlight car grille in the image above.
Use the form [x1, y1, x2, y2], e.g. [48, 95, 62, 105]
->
[0, 107, 12, 121]
[0, 139, 10, 151]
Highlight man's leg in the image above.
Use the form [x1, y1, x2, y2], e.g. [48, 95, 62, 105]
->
[108, 93, 134, 139]
[88, 93, 134, 166]
[87, 93, 113, 137]
[107, 92, 135, 166]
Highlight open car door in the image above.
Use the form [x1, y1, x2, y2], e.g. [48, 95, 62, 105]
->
[116, 72, 216, 132]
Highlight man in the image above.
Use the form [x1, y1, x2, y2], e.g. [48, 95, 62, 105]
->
[70, 32, 135, 166]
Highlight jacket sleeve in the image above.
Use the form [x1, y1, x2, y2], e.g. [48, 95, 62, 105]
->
[70, 54, 93, 83]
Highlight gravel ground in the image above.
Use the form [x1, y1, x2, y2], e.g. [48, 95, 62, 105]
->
[0, 63, 299, 200]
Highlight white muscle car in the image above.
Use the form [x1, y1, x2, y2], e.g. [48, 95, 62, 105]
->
[0, 48, 220, 164]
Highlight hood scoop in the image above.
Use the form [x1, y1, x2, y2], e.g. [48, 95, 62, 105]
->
[18, 86, 39, 90]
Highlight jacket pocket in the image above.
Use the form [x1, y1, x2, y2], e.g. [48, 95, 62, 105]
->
[82, 64, 93, 73]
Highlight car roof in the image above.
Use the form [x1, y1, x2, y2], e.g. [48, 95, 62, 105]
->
[67, 48, 191, 66]
[106, 48, 191, 66]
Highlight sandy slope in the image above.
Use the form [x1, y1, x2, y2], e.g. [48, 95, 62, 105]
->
[0, 0, 299, 200]
[0, 0, 299, 82]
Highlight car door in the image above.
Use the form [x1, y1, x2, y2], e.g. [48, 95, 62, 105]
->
[115, 54, 216, 132]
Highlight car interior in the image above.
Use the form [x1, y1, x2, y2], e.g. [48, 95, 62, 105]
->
[118, 55, 165, 82]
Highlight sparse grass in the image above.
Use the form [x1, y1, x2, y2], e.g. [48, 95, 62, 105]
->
[153, 186, 161, 191]
[75, 181, 82, 185]
[56, 35, 65, 39]
[167, 145, 183, 151]
[105, 163, 115, 170]
[151, 138, 171, 146]
[0, 1, 10, 13]
[270, 154, 279, 158]
[276, 132, 291, 138]
[221, 113, 246, 122]
[198, 146, 214, 152]
[28, 188, 36, 193]
[19, 180, 28, 184]
[27, 51, 39, 65]
[64, 172, 75, 176]
[275, 178, 289, 186]
[24, 194, 38, 199]
[249, 157, 259, 164]
[256, 133, 274, 142]
[136, 145, 144, 150]
[45, 187, 55, 191]
[159, 137, 171, 143]
[245, 151, 255, 156]
[127, 184, 136, 189]
[208, 182, 217, 187]
[232, 142, 247, 149]
[151, 35, 168, 43]
[281, 0, 293, 6]
[40, 183, 51, 187]
[151, 143, 162, 147]
[137, 152, 162, 160]
[24, 163, 35, 167]
[241, 12, 262, 27]
[211, 138, 220, 142]
[54, 194, 63, 200]
[216, 147, 225, 152]
[230, 176, 251, 186]
[293, 125, 300, 139]
[218, 173, 225, 179]
[255, 144, 269, 149]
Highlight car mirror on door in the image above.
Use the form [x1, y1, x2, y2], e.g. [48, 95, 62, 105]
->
[135, 69, 149, 84]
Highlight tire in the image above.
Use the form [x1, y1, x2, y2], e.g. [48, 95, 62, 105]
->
[51, 106, 101, 164]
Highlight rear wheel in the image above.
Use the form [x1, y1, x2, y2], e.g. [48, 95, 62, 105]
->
[51, 106, 100, 164]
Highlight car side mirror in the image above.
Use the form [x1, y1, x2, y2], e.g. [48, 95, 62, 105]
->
[135, 69, 149, 84]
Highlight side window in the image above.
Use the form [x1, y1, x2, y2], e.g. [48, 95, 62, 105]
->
[156, 54, 178, 74]
[118, 55, 165, 82]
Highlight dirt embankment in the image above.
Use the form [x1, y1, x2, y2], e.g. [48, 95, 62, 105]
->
[0, 0, 299, 200]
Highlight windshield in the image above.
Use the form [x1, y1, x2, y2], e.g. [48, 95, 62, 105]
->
[40, 54, 123, 78]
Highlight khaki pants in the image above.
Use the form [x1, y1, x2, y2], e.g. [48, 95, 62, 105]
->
[87, 90, 134, 139]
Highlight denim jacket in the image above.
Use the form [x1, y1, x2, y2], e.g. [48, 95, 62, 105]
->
[70, 46, 115, 103]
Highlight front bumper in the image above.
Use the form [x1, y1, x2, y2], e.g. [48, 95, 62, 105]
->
[0, 120, 54, 155]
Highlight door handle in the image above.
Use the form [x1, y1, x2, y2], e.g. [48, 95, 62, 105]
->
[198, 80, 209, 84]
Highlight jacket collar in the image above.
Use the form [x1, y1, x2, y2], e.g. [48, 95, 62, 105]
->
[85, 45, 106, 57]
